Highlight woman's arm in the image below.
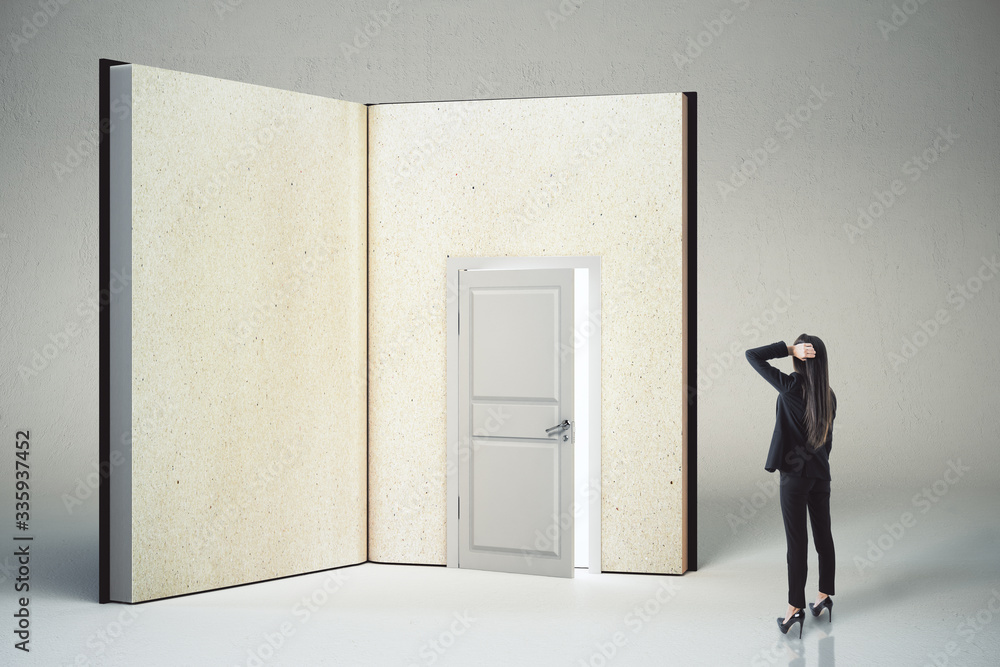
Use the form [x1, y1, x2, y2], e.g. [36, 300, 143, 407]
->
[745, 340, 796, 393]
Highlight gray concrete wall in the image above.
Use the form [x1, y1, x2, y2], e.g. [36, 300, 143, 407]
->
[1, 0, 997, 563]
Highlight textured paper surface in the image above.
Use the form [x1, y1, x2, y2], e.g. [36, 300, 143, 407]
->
[128, 65, 368, 601]
[368, 94, 687, 573]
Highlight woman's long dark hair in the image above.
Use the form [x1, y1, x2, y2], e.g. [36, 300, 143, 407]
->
[792, 333, 834, 450]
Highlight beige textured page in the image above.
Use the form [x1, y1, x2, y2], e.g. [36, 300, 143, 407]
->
[368, 94, 687, 573]
[128, 65, 367, 601]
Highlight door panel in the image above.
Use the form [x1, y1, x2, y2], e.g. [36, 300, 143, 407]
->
[471, 404, 560, 439]
[458, 268, 574, 577]
[471, 440, 558, 554]
[471, 288, 561, 400]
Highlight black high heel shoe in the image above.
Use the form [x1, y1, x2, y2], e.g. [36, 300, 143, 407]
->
[808, 596, 833, 622]
[777, 609, 805, 638]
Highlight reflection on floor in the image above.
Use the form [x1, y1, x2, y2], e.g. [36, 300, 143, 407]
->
[8, 486, 999, 666]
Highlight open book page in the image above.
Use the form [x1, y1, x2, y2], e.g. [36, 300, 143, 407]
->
[367, 94, 687, 573]
[118, 65, 368, 601]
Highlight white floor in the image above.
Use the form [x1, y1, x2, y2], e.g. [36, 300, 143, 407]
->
[5, 486, 999, 666]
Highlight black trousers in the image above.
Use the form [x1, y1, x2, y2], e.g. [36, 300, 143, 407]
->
[779, 472, 835, 609]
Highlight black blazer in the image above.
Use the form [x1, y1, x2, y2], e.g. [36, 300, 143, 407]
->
[745, 341, 837, 480]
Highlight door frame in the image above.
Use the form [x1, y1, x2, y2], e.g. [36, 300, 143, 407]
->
[446, 256, 602, 574]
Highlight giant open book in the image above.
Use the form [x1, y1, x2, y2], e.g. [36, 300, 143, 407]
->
[100, 61, 692, 603]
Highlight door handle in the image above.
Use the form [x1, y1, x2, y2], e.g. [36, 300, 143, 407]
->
[545, 419, 571, 436]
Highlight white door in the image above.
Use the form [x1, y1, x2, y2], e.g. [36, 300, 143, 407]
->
[458, 268, 575, 577]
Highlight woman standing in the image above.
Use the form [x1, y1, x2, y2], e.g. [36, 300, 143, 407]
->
[746, 335, 837, 638]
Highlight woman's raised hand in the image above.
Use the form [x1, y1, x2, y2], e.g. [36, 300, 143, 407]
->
[791, 343, 816, 360]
